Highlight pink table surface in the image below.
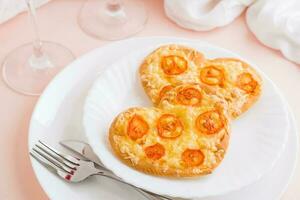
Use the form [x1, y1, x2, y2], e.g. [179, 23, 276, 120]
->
[0, 0, 299, 199]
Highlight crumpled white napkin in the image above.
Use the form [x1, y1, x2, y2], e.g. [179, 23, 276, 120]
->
[246, 0, 300, 64]
[164, 0, 255, 31]
[0, 0, 49, 24]
[165, 0, 300, 64]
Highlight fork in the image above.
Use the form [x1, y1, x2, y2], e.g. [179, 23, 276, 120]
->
[30, 141, 173, 200]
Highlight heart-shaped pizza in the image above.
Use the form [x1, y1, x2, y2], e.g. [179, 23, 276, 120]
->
[108, 44, 262, 177]
[140, 44, 262, 118]
[109, 104, 229, 177]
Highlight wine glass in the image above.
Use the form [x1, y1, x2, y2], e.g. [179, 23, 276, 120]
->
[78, 0, 148, 40]
[2, 0, 75, 96]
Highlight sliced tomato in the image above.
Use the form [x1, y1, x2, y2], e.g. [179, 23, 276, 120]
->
[161, 55, 187, 75]
[236, 73, 257, 93]
[200, 66, 224, 86]
[182, 149, 204, 167]
[195, 110, 224, 135]
[177, 86, 202, 106]
[144, 143, 165, 160]
[157, 114, 183, 139]
[127, 115, 149, 140]
[158, 85, 174, 102]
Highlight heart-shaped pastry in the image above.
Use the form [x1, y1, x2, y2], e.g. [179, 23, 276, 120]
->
[140, 44, 262, 118]
[109, 103, 229, 177]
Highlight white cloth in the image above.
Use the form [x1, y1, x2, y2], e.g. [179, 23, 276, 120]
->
[164, 0, 255, 31]
[0, 0, 49, 24]
[246, 0, 300, 64]
[164, 0, 300, 64]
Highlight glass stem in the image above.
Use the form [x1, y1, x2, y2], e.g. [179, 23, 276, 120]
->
[104, 0, 127, 23]
[25, 0, 43, 57]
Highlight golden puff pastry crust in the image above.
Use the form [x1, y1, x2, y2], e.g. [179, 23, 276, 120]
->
[139, 44, 262, 118]
[109, 106, 230, 177]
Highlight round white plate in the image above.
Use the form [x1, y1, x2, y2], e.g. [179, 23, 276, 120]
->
[83, 43, 289, 198]
[29, 37, 298, 200]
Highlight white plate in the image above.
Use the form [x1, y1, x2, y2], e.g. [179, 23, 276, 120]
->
[29, 37, 298, 200]
[83, 43, 289, 198]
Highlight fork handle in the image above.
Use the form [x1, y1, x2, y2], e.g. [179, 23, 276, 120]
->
[96, 172, 172, 200]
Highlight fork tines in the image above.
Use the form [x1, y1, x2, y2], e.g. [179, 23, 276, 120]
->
[30, 141, 173, 200]
[30, 140, 79, 181]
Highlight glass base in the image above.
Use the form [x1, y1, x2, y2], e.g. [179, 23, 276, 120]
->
[2, 41, 75, 96]
[78, 0, 148, 40]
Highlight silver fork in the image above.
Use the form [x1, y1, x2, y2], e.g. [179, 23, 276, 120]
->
[30, 140, 173, 200]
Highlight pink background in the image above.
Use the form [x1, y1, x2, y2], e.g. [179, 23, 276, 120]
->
[0, 0, 299, 199]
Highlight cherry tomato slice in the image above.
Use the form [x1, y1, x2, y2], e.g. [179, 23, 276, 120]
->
[195, 110, 224, 135]
[158, 85, 174, 102]
[177, 87, 202, 106]
[161, 55, 188, 75]
[200, 66, 224, 86]
[144, 143, 165, 160]
[127, 115, 149, 140]
[236, 73, 258, 93]
[182, 149, 204, 167]
[157, 114, 183, 139]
